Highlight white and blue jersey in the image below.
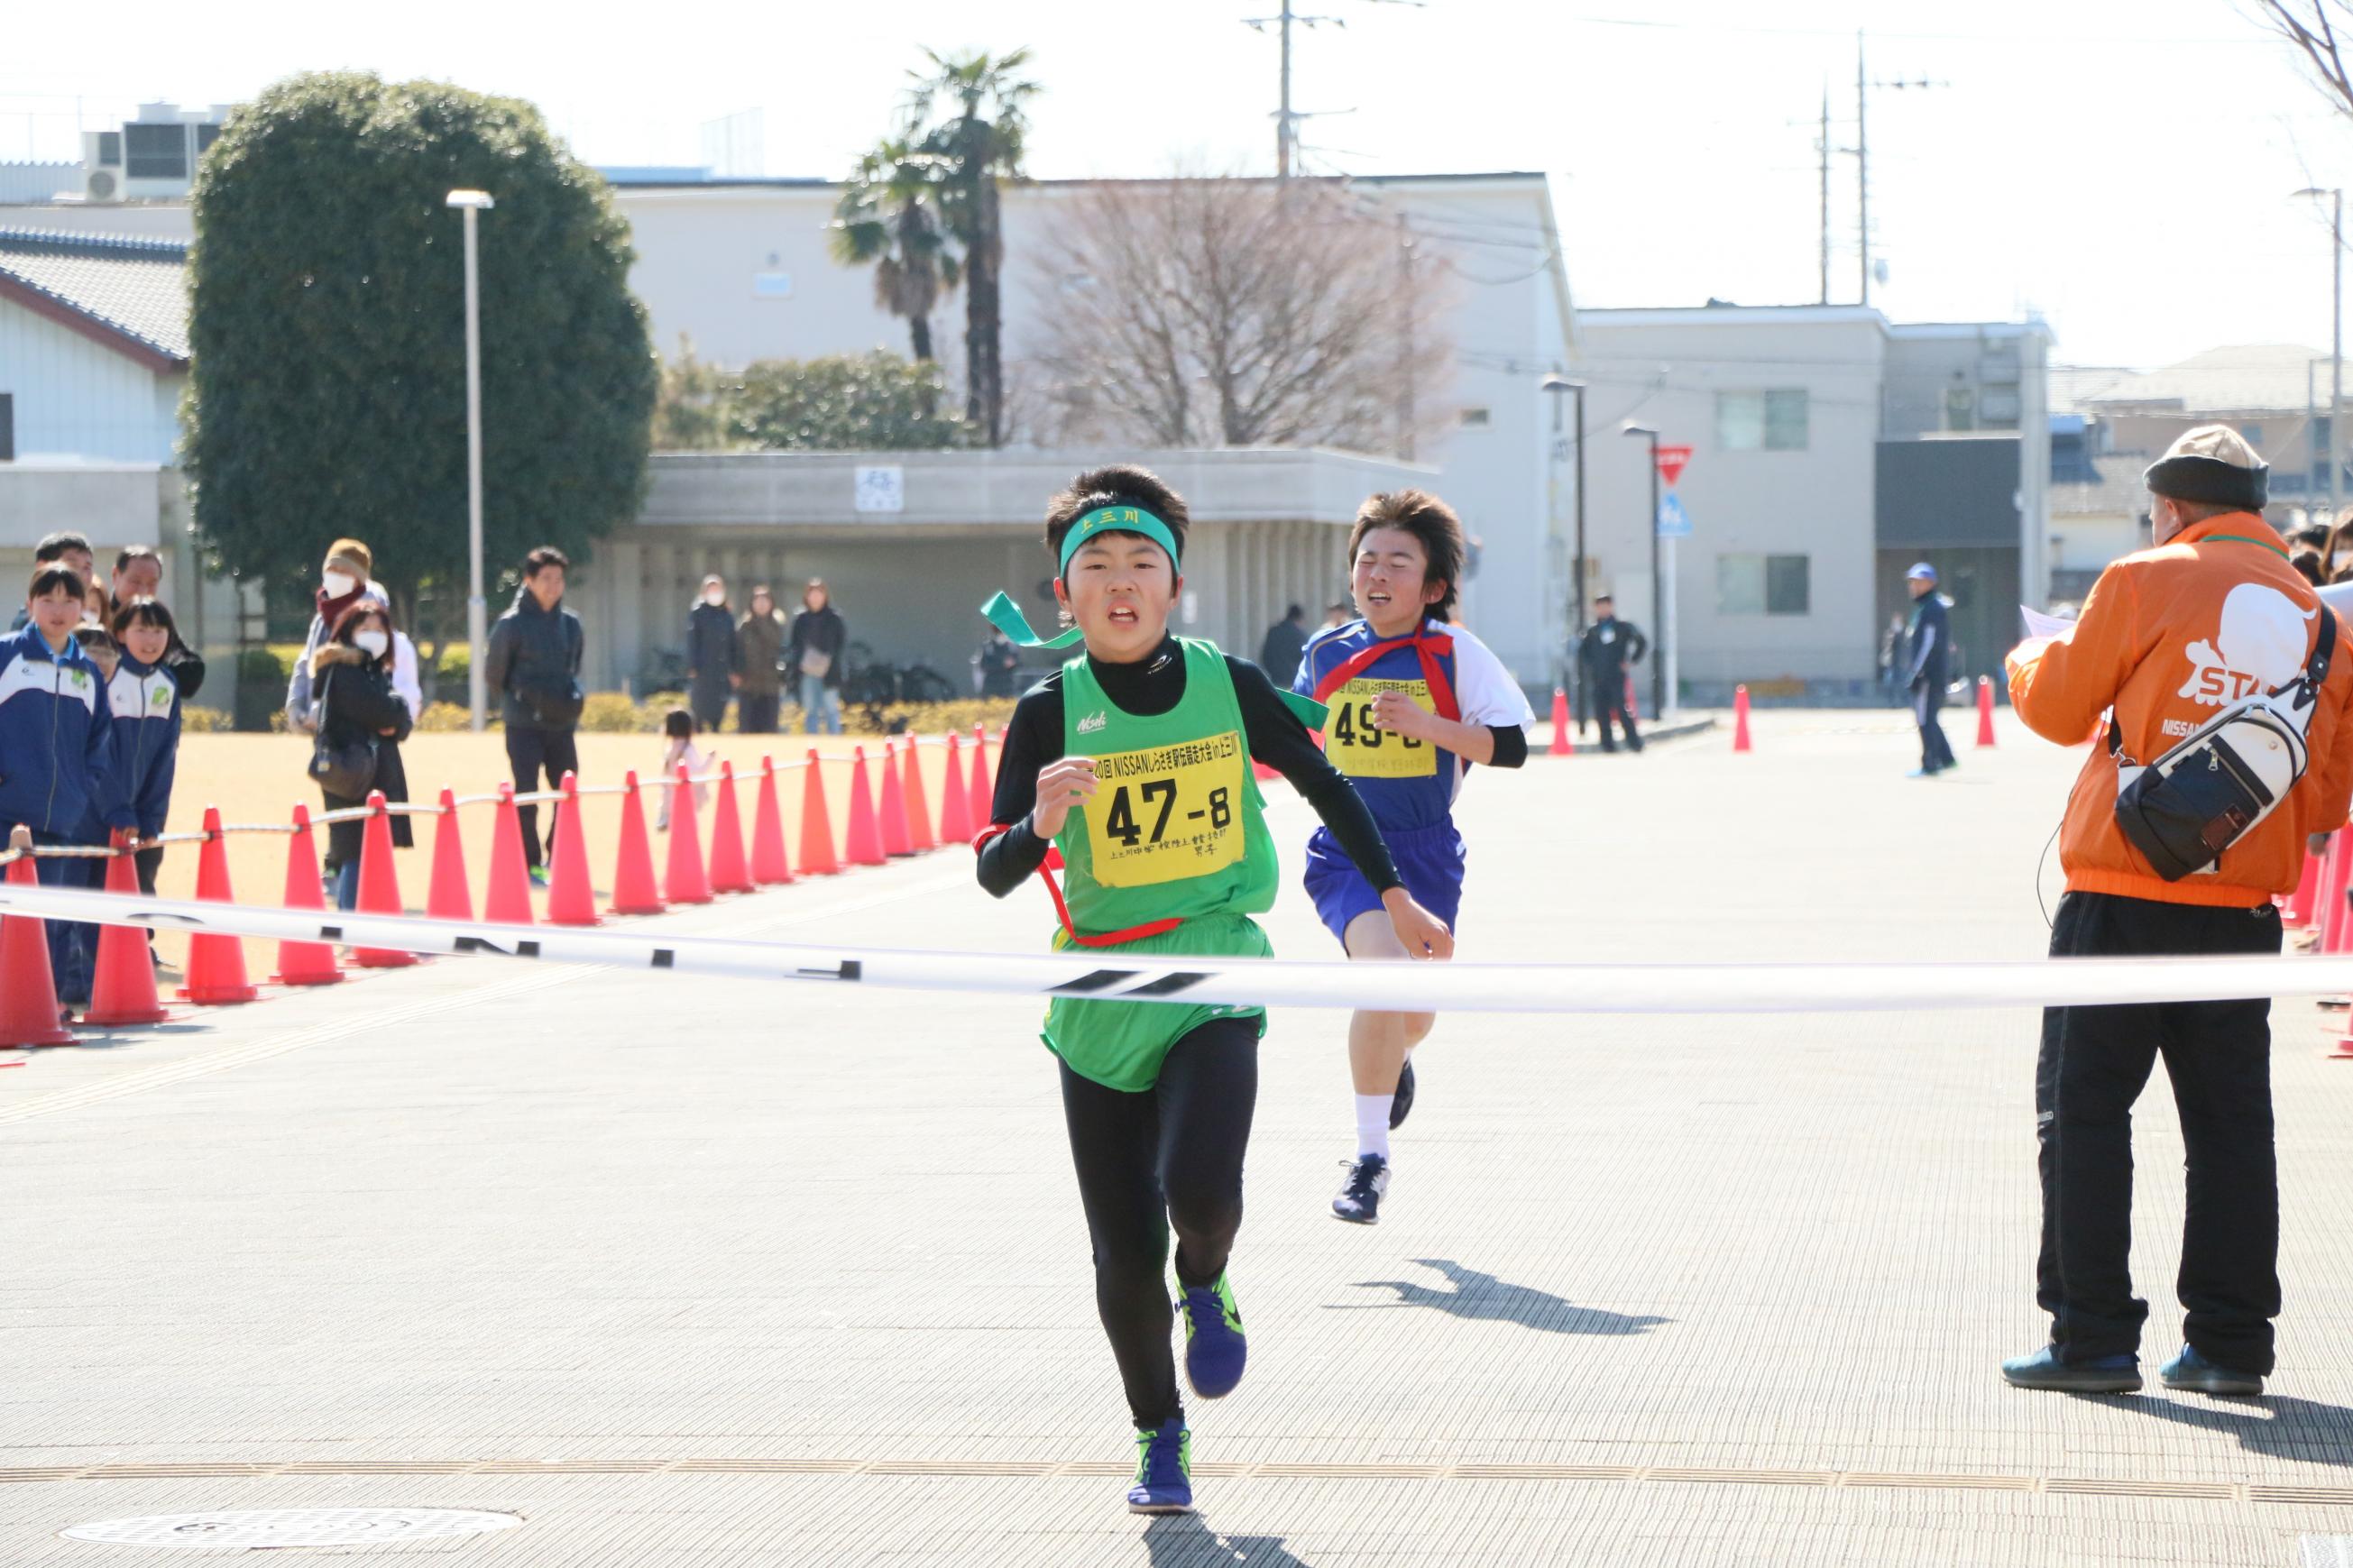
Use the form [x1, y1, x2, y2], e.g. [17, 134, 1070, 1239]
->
[1291, 617, 1533, 939]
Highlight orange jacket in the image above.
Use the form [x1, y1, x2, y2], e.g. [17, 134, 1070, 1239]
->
[2007, 513, 2353, 907]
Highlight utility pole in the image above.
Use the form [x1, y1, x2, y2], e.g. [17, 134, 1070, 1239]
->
[1278, 0, 1294, 177]
[1245, 0, 1419, 179]
[1818, 84, 1832, 306]
[1856, 32, 1869, 307]
[2298, 188, 2344, 518]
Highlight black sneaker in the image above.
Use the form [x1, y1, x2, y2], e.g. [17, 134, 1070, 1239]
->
[1388, 1059, 1416, 1130]
[1332, 1154, 1390, 1224]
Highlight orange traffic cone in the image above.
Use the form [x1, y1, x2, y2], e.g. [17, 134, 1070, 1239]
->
[84, 833, 170, 1025]
[426, 788, 473, 923]
[272, 804, 345, 987]
[1549, 687, 1572, 756]
[546, 771, 602, 925]
[750, 756, 794, 885]
[1733, 685, 1753, 753]
[1975, 676, 1999, 748]
[902, 738, 938, 852]
[483, 784, 536, 928]
[707, 762, 755, 894]
[2325, 835, 2353, 953]
[180, 805, 260, 1003]
[968, 723, 993, 832]
[940, 733, 975, 845]
[665, 764, 715, 904]
[800, 749, 841, 876]
[352, 790, 417, 969]
[878, 741, 915, 858]
[843, 747, 887, 867]
[609, 770, 665, 915]
[0, 830, 73, 1046]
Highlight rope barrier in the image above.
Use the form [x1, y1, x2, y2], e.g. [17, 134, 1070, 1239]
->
[1, 884, 2348, 1016]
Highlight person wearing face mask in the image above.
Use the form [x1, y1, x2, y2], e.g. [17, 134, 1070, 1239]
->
[285, 541, 421, 732]
[686, 575, 740, 732]
[485, 546, 585, 887]
[309, 601, 413, 910]
[2000, 426, 2353, 1399]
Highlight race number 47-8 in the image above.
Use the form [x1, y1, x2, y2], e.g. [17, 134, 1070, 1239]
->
[1080, 732, 1249, 886]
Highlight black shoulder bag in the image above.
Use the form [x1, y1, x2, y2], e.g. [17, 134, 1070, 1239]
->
[308, 667, 380, 798]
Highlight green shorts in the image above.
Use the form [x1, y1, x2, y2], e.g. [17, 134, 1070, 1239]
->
[1043, 912, 1272, 1092]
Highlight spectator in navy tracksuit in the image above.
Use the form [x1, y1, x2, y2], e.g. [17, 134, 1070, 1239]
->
[0, 565, 133, 1013]
[107, 598, 185, 894]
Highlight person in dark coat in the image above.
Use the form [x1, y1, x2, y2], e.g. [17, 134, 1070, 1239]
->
[310, 601, 413, 911]
[1257, 604, 1310, 686]
[736, 586, 787, 734]
[686, 574, 740, 732]
[975, 623, 1022, 698]
[1575, 594, 1648, 753]
[484, 546, 585, 883]
[1903, 562, 1956, 777]
[786, 579, 848, 736]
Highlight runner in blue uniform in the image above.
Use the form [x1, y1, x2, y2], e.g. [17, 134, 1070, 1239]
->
[1292, 491, 1535, 1224]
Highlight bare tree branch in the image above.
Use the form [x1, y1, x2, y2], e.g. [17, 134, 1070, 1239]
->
[1022, 171, 1454, 455]
[2255, 0, 2353, 115]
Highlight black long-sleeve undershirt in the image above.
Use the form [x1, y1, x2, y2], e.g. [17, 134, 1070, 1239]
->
[976, 638, 1401, 903]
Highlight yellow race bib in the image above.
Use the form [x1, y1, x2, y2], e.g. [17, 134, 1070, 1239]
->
[1322, 678, 1438, 778]
[1081, 731, 1248, 887]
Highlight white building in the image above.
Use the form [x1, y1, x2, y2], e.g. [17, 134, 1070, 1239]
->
[1575, 305, 2052, 703]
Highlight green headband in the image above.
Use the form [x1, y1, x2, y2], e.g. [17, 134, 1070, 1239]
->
[1059, 506, 1181, 576]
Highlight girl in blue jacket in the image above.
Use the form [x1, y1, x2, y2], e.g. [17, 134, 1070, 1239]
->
[109, 599, 184, 896]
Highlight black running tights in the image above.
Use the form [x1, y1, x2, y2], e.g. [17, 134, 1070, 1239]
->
[1058, 1016, 1260, 1430]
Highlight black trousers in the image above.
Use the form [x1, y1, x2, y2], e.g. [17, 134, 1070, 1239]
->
[1059, 1017, 1259, 1430]
[1913, 683, 1955, 772]
[2036, 892, 2283, 1372]
[503, 727, 580, 870]
[739, 691, 780, 735]
[1593, 676, 1641, 752]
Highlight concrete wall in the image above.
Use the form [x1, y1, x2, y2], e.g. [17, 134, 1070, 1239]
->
[0, 298, 182, 462]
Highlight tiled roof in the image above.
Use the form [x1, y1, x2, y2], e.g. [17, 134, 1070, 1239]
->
[2081, 344, 2332, 417]
[0, 226, 188, 363]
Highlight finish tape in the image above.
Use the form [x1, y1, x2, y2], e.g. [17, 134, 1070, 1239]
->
[0, 885, 2344, 1016]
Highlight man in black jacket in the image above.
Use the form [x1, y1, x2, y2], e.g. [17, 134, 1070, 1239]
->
[686, 574, 739, 732]
[1575, 595, 1648, 753]
[1904, 562, 1956, 778]
[1257, 604, 1310, 685]
[484, 546, 585, 884]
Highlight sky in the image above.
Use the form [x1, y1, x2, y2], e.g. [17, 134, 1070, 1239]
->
[5, 0, 2351, 372]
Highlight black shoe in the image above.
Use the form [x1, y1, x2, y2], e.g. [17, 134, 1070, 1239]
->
[2159, 1345, 2264, 1396]
[1332, 1154, 1390, 1224]
[1388, 1059, 1416, 1130]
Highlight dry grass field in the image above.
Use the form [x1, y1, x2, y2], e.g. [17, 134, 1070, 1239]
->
[135, 729, 988, 980]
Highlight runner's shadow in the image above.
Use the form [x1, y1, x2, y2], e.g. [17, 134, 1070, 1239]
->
[1327, 1258, 1670, 1336]
[1144, 1515, 1315, 1566]
[2084, 1392, 2353, 1467]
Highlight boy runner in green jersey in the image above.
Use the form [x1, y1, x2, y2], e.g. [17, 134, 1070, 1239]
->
[975, 464, 1451, 1515]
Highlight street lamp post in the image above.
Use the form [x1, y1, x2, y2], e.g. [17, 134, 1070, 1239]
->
[446, 188, 495, 733]
[1622, 422, 1664, 719]
[2299, 187, 2343, 518]
[1541, 374, 1589, 708]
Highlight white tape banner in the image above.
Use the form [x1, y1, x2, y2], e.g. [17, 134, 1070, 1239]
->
[0, 885, 2348, 1016]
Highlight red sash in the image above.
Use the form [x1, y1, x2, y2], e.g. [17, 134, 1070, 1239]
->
[1309, 626, 1461, 722]
[970, 824, 1183, 949]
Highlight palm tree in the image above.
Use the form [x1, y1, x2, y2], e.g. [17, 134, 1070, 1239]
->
[902, 47, 1038, 448]
[829, 139, 959, 365]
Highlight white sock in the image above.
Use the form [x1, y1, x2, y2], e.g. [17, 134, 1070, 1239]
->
[1355, 1095, 1392, 1161]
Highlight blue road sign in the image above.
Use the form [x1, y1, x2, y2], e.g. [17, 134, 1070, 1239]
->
[1657, 492, 1692, 538]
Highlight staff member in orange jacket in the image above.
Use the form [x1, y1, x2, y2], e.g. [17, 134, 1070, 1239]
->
[2002, 426, 2353, 1397]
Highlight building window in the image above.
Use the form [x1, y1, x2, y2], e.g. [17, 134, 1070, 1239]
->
[1716, 389, 1808, 452]
[0, 393, 13, 463]
[1459, 408, 1491, 427]
[1716, 553, 1810, 616]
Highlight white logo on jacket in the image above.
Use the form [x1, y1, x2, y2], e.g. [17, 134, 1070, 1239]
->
[1076, 710, 1108, 735]
[2177, 583, 2316, 707]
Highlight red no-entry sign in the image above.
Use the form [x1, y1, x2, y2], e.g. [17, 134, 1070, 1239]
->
[1655, 445, 1693, 488]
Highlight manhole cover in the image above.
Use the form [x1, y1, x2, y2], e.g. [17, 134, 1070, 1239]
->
[62, 1508, 521, 1549]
